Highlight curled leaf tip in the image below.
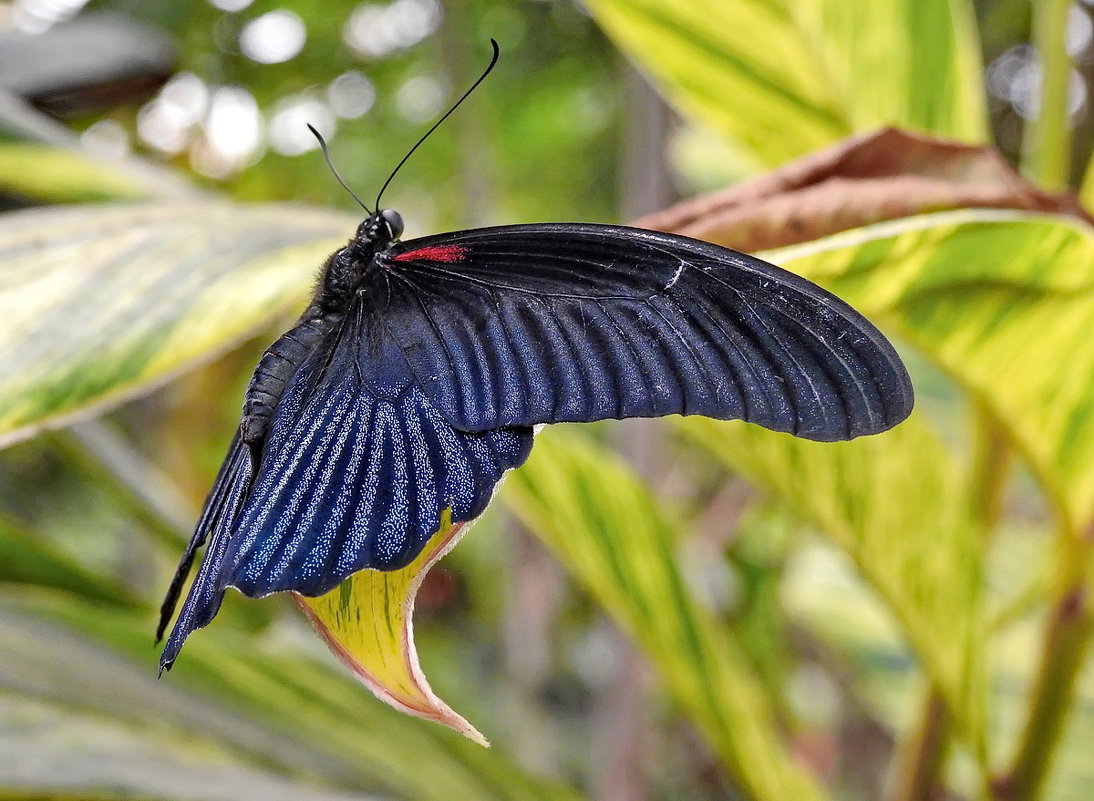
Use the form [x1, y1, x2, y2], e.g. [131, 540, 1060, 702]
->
[294, 514, 490, 746]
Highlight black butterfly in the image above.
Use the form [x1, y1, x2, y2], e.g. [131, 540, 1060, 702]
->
[156, 208, 914, 669]
[156, 43, 914, 671]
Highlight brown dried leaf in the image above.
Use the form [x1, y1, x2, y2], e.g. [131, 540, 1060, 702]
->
[637, 128, 1093, 251]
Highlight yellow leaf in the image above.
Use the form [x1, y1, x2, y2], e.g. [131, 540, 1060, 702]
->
[294, 510, 489, 746]
[584, 0, 985, 168]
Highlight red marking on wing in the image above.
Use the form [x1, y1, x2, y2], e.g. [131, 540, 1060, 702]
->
[393, 245, 468, 263]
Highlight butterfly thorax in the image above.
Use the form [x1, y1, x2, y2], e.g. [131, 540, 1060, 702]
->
[317, 208, 404, 313]
[317, 248, 374, 313]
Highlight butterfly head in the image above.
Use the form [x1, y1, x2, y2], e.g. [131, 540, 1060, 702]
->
[356, 209, 404, 247]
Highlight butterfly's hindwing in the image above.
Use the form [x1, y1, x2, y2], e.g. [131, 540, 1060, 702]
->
[159, 432, 253, 666]
[223, 377, 531, 597]
[379, 224, 913, 441]
[160, 302, 532, 667]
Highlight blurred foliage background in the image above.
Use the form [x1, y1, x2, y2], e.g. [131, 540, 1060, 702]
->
[2, 1, 1094, 800]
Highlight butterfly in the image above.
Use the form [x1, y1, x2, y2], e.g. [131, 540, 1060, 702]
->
[156, 206, 914, 669]
[156, 43, 914, 671]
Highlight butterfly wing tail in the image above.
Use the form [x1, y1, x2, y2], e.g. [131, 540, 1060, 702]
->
[159, 432, 253, 671]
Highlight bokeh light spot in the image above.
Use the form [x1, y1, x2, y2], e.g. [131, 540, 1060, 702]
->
[269, 96, 336, 156]
[395, 74, 446, 124]
[240, 10, 307, 65]
[1068, 4, 1093, 57]
[80, 120, 130, 159]
[344, 0, 442, 60]
[207, 0, 254, 11]
[327, 71, 377, 119]
[193, 86, 263, 177]
[12, 0, 91, 33]
[136, 73, 210, 155]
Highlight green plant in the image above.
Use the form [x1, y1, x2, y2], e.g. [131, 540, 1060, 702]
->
[1, 1, 1092, 800]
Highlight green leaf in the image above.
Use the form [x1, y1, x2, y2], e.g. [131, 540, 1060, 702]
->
[0, 589, 581, 801]
[768, 210, 1094, 536]
[993, 598, 1094, 801]
[0, 143, 149, 203]
[584, 0, 986, 167]
[780, 539, 920, 728]
[788, 0, 986, 139]
[672, 208, 1094, 762]
[785, 526, 1094, 800]
[0, 515, 134, 606]
[1080, 152, 1094, 214]
[678, 208, 1094, 769]
[0, 694, 379, 801]
[677, 414, 985, 752]
[0, 203, 350, 449]
[503, 429, 829, 801]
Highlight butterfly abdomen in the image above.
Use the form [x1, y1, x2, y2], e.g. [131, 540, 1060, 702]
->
[241, 315, 339, 449]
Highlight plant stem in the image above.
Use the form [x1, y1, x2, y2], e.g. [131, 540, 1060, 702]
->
[888, 405, 1010, 801]
[1022, 0, 1074, 190]
[502, 525, 565, 774]
[969, 405, 1012, 540]
[887, 689, 951, 801]
[992, 544, 1094, 801]
[592, 625, 652, 801]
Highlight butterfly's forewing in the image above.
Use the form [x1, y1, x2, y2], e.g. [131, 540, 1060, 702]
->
[159, 302, 532, 668]
[377, 224, 913, 441]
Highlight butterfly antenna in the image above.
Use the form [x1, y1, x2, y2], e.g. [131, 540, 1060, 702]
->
[374, 38, 500, 210]
[308, 124, 372, 214]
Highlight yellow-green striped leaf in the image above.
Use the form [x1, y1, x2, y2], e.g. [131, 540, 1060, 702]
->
[788, 0, 986, 139]
[677, 414, 985, 752]
[0, 143, 150, 203]
[0, 589, 581, 801]
[770, 210, 1094, 536]
[0, 514, 135, 606]
[0, 203, 350, 449]
[503, 429, 829, 801]
[671, 209, 1094, 760]
[585, 0, 986, 167]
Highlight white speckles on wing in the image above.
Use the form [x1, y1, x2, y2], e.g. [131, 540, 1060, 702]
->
[231, 382, 355, 585]
[303, 394, 374, 579]
[401, 392, 439, 520]
[376, 402, 410, 564]
[335, 396, 386, 575]
[223, 362, 532, 598]
[417, 396, 475, 502]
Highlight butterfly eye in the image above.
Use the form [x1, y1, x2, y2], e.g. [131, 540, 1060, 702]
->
[380, 209, 404, 240]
